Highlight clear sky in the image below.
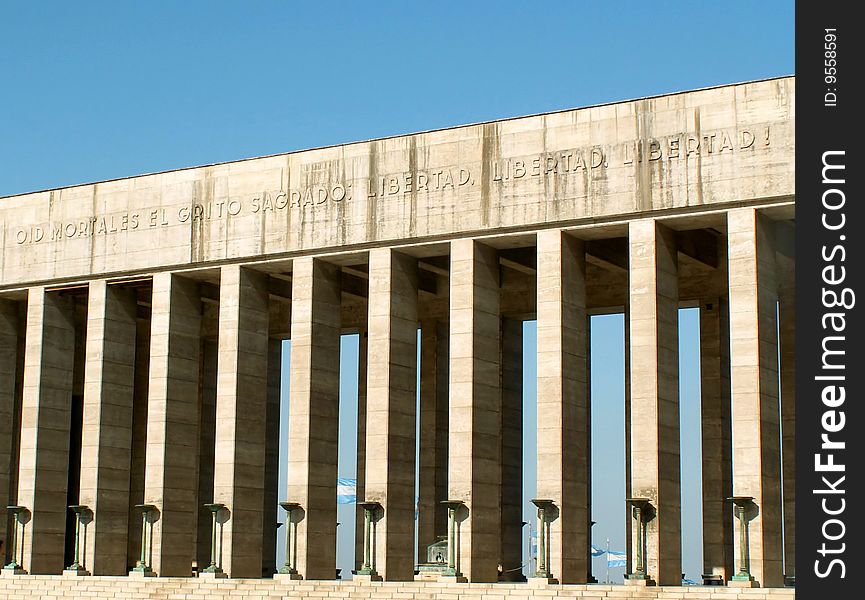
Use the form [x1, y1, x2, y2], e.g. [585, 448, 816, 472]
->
[1, 0, 794, 583]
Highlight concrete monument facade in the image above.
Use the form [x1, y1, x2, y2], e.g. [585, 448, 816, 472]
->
[0, 77, 794, 598]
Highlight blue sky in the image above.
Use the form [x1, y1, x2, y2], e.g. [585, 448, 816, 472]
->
[1, 1, 794, 583]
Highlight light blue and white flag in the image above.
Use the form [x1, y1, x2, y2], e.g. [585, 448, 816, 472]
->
[606, 550, 627, 568]
[337, 477, 357, 504]
[591, 544, 605, 557]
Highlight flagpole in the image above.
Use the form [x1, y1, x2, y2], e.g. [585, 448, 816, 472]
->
[606, 537, 610, 584]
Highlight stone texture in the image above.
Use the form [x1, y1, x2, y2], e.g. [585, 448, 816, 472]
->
[0, 299, 21, 558]
[699, 298, 733, 580]
[726, 208, 783, 587]
[448, 239, 501, 583]
[535, 229, 589, 583]
[212, 265, 271, 577]
[628, 220, 681, 586]
[144, 273, 202, 576]
[499, 317, 523, 580]
[262, 337, 283, 577]
[354, 325, 368, 574]
[17, 288, 76, 574]
[417, 319, 448, 561]
[287, 257, 341, 580]
[778, 278, 795, 581]
[79, 281, 138, 575]
[364, 248, 419, 580]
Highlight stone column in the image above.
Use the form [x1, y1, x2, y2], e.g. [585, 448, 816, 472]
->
[364, 248, 418, 580]
[17, 287, 76, 574]
[287, 257, 341, 580]
[144, 273, 202, 576]
[727, 208, 783, 587]
[448, 239, 501, 583]
[627, 220, 681, 586]
[79, 281, 138, 574]
[779, 282, 795, 581]
[623, 310, 632, 575]
[262, 337, 282, 577]
[126, 310, 150, 571]
[0, 299, 20, 557]
[500, 317, 523, 580]
[700, 298, 734, 580]
[354, 326, 367, 573]
[417, 319, 448, 561]
[536, 229, 589, 583]
[212, 265, 270, 577]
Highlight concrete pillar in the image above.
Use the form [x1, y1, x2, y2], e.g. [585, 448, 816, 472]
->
[354, 326, 367, 573]
[536, 229, 589, 583]
[195, 339, 217, 570]
[0, 300, 20, 558]
[79, 281, 137, 574]
[623, 310, 632, 576]
[417, 319, 448, 561]
[212, 265, 270, 577]
[17, 288, 76, 574]
[448, 239, 501, 583]
[126, 310, 150, 570]
[262, 337, 282, 577]
[779, 287, 795, 580]
[287, 257, 341, 580]
[500, 317, 523, 580]
[628, 219, 681, 585]
[364, 248, 418, 580]
[727, 208, 783, 587]
[144, 273, 202, 576]
[700, 298, 734, 580]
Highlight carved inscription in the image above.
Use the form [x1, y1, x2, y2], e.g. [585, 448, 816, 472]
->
[9, 126, 772, 246]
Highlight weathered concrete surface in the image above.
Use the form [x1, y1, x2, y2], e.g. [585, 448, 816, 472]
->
[0, 78, 793, 289]
[0, 298, 21, 558]
[79, 280, 138, 575]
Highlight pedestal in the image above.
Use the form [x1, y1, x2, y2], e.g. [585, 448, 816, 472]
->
[623, 575, 656, 586]
[128, 568, 156, 578]
[199, 570, 228, 579]
[353, 573, 383, 582]
[63, 568, 91, 576]
[528, 576, 560, 585]
[728, 577, 759, 588]
[438, 574, 468, 583]
[1, 567, 27, 576]
[274, 572, 303, 581]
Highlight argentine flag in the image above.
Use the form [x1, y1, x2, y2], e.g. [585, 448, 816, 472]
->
[591, 544, 605, 557]
[606, 550, 627, 568]
[337, 477, 357, 504]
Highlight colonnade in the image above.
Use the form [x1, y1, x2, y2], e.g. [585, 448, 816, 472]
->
[0, 208, 795, 587]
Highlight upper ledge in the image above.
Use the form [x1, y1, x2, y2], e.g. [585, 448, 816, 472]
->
[0, 74, 794, 201]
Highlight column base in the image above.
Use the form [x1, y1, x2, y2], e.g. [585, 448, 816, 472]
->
[63, 568, 91, 577]
[438, 574, 468, 583]
[274, 572, 303, 581]
[528, 576, 560, 585]
[353, 573, 383, 582]
[728, 576, 759, 588]
[1, 567, 27, 576]
[623, 575, 656, 586]
[128, 568, 156, 578]
[199, 571, 228, 579]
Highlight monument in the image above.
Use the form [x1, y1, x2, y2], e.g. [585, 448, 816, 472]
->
[0, 76, 794, 599]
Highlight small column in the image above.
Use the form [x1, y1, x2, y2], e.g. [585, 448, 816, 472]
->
[700, 298, 734, 581]
[79, 281, 138, 575]
[364, 248, 418, 581]
[726, 208, 783, 587]
[143, 273, 202, 576]
[212, 265, 270, 577]
[0, 300, 20, 554]
[287, 257, 341, 580]
[447, 239, 501, 583]
[64, 505, 92, 575]
[627, 220, 681, 585]
[276, 502, 301, 579]
[17, 287, 76, 575]
[416, 319, 449, 561]
[500, 317, 523, 580]
[200, 503, 227, 578]
[355, 501, 382, 580]
[535, 229, 589, 583]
